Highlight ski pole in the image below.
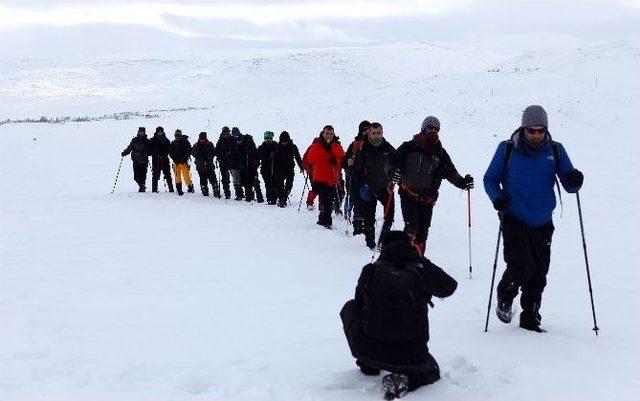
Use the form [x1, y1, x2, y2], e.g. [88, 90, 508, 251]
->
[297, 173, 309, 212]
[576, 192, 599, 336]
[484, 216, 503, 332]
[110, 156, 124, 194]
[468, 188, 473, 279]
[370, 184, 396, 261]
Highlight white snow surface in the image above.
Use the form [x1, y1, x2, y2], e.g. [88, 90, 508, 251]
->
[2, 33, 640, 401]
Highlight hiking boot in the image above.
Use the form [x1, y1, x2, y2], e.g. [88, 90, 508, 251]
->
[316, 221, 332, 229]
[352, 219, 364, 236]
[176, 183, 184, 196]
[187, 184, 194, 193]
[382, 373, 409, 400]
[138, 186, 146, 193]
[496, 299, 513, 324]
[519, 319, 546, 333]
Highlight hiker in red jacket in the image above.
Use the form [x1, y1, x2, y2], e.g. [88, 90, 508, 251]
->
[302, 125, 345, 228]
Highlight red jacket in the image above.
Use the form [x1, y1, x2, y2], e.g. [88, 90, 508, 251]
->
[303, 136, 345, 186]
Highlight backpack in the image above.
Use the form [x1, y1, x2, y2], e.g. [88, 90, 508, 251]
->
[504, 137, 564, 215]
[362, 259, 427, 342]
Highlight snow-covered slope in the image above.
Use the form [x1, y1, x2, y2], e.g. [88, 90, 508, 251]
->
[2, 35, 640, 401]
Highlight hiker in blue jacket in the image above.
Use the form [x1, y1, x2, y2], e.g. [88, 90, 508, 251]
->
[483, 105, 584, 332]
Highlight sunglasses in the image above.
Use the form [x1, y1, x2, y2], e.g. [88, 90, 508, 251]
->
[426, 125, 440, 132]
[525, 127, 546, 134]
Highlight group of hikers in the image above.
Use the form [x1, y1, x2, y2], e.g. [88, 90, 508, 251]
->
[121, 126, 303, 206]
[120, 105, 585, 399]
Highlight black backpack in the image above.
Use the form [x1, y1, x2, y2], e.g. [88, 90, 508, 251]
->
[362, 259, 427, 342]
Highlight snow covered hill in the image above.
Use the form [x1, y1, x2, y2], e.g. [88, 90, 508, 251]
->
[2, 26, 640, 401]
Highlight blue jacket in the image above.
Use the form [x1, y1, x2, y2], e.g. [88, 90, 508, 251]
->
[483, 130, 580, 227]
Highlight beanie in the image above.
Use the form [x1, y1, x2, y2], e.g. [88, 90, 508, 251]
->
[279, 131, 291, 142]
[358, 120, 371, 135]
[421, 116, 440, 134]
[199, 131, 207, 140]
[138, 127, 146, 134]
[222, 126, 230, 134]
[264, 131, 275, 140]
[521, 105, 548, 128]
[174, 129, 182, 137]
[155, 126, 164, 133]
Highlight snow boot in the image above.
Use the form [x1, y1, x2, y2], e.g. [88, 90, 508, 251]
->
[382, 373, 409, 400]
[519, 303, 545, 332]
[176, 183, 184, 196]
[496, 299, 513, 324]
[352, 218, 364, 236]
[138, 185, 146, 193]
[152, 180, 159, 193]
[234, 185, 244, 201]
[187, 184, 195, 193]
[365, 227, 376, 250]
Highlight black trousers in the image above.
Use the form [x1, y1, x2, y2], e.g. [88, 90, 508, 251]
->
[242, 169, 263, 202]
[219, 165, 231, 197]
[361, 189, 394, 242]
[399, 193, 434, 243]
[133, 161, 148, 189]
[196, 164, 219, 195]
[497, 216, 554, 322]
[261, 168, 278, 204]
[312, 182, 336, 226]
[276, 170, 295, 204]
[341, 299, 440, 391]
[151, 155, 172, 190]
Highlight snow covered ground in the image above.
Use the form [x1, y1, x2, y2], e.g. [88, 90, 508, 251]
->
[2, 10, 640, 401]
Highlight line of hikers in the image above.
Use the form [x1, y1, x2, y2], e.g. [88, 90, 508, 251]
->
[121, 105, 585, 399]
[121, 126, 304, 206]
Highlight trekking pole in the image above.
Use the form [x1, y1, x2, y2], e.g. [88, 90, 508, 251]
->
[370, 184, 395, 262]
[484, 216, 503, 332]
[468, 189, 473, 279]
[576, 192, 600, 336]
[297, 173, 309, 212]
[110, 156, 124, 194]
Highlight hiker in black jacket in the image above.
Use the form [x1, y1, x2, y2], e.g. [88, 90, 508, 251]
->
[275, 131, 303, 208]
[192, 132, 221, 198]
[352, 122, 395, 249]
[169, 129, 194, 196]
[389, 116, 473, 255]
[257, 131, 279, 205]
[121, 126, 151, 192]
[340, 231, 457, 399]
[230, 129, 263, 203]
[149, 126, 174, 193]
[215, 126, 234, 199]
[343, 120, 371, 235]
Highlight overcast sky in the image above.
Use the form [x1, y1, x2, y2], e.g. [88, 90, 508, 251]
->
[1, 0, 639, 51]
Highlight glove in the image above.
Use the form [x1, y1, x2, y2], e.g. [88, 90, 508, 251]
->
[462, 174, 474, 190]
[121, 151, 126, 157]
[567, 169, 583, 188]
[359, 184, 373, 202]
[493, 192, 510, 211]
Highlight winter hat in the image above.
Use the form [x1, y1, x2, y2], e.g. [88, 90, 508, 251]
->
[358, 120, 371, 135]
[199, 131, 207, 140]
[222, 126, 230, 134]
[174, 129, 182, 137]
[521, 105, 548, 128]
[231, 127, 242, 139]
[421, 116, 440, 134]
[381, 230, 411, 247]
[264, 131, 275, 140]
[155, 126, 164, 133]
[138, 127, 146, 134]
[279, 131, 291, 142]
